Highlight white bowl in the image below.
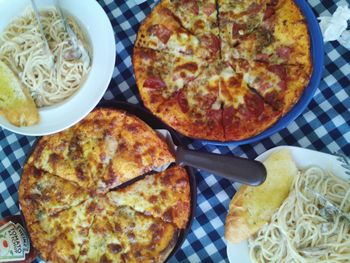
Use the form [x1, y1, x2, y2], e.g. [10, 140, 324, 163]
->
[0, 0, 115, 136]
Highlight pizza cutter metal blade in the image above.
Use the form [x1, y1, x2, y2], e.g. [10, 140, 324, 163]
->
[156, 129, 267, 186]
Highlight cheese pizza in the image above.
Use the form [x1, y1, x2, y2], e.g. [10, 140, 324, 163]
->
[133, 0, 312, 141]
[19, 108, 191, 263]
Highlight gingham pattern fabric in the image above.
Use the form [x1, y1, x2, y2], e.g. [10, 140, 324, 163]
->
[1, 0, 349, 262]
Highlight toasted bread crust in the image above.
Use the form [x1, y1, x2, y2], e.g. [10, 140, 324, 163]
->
[225, 149, 298, 243]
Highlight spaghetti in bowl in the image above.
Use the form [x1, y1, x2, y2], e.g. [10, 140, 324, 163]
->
[0, 0, 115, 135]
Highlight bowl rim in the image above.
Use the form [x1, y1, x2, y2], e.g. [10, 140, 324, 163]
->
[0, 0, 116, 136]
[200, 0, 324, 146]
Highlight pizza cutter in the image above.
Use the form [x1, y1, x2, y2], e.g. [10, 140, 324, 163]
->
[157, 129, 267, 186]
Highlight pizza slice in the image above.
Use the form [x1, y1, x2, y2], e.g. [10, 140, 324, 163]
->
[108, 165, 191, 229]
[78, 196, 178, 263]
[225, 0, 311, 68]
[135, 2, 212, 60]
[148, 64, 224, 141]
[233, 60, 311, 114]
[19, 165, 90, 224]
[101, 113, 175, 191]
[219, 64, 281, 141]
[26, 199, 95, 262]
[133, 47, 207, 105]
[29, 109, 126, 190]
[260, 0, 311, 67]
[28, 129, 81, 184]
[219, 0, 268, 61]
[164, 0, 221, 59]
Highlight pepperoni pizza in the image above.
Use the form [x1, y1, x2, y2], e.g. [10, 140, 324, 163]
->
[133, 0, 312, 141]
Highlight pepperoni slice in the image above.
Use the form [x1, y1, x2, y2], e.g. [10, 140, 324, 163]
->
[148, 24, 172, 44]
[232, 23, 246, 37]
[276, 47, 293, 60]
[177, 90, 189, 113]
[203, 3, 216, 16]
[201, 33, 220, 55]
[255, 53, 271, 62]
[267, 64, 287, 80]
[174, 62, 198, 73]
[264, 6, 275, 20]
[244, 93, 264, 116]
[223, 106, 235, 126]
[181, 0, 199, 15]
[245, 3, 262, 16]
[144, 77, 166, 89]
[138, 48, 156, 60]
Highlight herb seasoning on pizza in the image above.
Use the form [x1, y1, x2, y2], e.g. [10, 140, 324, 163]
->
[133, 0, 312, 141]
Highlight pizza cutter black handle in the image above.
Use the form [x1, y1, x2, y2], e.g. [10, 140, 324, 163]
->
[175, 146, 267, 186]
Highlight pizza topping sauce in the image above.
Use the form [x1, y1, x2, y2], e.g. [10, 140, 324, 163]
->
[208, 109, 222, 122]
[148, 24, 172, 44]
[223, 106, 235, 126]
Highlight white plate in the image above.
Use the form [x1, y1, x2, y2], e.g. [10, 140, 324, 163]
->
[0, 0, 115, 136]
[226, 145, 350, 263]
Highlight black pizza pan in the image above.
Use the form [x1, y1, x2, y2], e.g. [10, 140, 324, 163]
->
[17, 100, 197, 263]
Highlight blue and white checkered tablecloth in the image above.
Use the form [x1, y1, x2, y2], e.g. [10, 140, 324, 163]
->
[1, 0, 349, 262]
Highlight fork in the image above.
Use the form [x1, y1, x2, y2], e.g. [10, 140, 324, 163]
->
[54, 0, 83, 60]
[30, 0, 56, 72]
[334, 151, 350, 177]
[306, 187, 350, 223]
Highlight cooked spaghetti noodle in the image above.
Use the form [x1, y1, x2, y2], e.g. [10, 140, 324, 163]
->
[249, 167, 350, 263]
[0, 8, 91, 107]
